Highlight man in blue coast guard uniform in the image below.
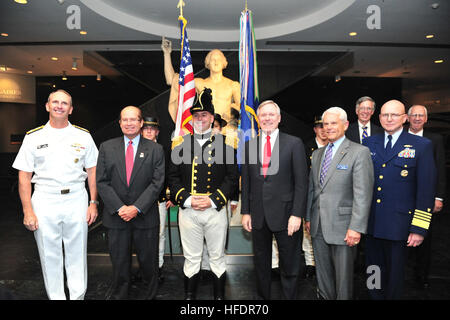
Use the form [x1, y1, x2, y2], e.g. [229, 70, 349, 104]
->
[362, 99, 436, 300]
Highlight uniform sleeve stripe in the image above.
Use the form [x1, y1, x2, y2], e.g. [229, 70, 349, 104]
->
[175, 188, 185, 202]
[415, 209, 432, 216]
[217, 189, 227, 203]
[413, 215, 431, 223]
[412, 218, 430, 230]
[414, 212, 432, 221]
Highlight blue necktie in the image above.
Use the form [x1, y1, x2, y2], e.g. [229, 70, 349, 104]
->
[362, 126, 368, 141]
[320, 143, 334, 186]
[385, 135, 392, 150]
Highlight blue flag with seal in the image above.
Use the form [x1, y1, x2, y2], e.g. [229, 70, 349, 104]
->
[238, 8, 259, 167]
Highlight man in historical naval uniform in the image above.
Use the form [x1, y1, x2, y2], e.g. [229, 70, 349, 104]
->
[363, 99, 436, 299]
[168, 88, 239, 300]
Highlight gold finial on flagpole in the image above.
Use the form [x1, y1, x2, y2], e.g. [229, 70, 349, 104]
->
[245, 0, 248, 11]
[177, 0, 185, 17]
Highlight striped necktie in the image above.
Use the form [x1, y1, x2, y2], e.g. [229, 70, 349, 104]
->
[362, 126, 368, 141]
[320, 143, 334, 186]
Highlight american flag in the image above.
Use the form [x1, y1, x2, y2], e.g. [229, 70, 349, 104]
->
[174, 16, 195, 137]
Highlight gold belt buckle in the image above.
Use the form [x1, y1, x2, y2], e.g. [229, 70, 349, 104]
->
[61, 189, 70, 194]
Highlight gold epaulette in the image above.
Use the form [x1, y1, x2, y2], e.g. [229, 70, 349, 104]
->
[225, 135, 238, 149]
[26, 125, 44, 135]
[73, 125, 89, 133]
[171, 135, 185, 150]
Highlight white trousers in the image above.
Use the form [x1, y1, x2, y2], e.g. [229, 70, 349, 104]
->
[302, 223, 315, 266]
[31, 188, 88, 300]
[158, 201, 168, 268]
[271, 237, 279, 268]
[179, 206, 228, 278]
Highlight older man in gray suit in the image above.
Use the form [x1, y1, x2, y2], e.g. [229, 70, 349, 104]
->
[305, 107, 374, 300]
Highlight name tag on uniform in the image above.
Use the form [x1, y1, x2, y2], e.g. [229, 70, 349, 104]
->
[398, 148, 415, 158]
[337, 164, 348, 170]
[140, 152, 144, 158]
[37, 144, 48, 149]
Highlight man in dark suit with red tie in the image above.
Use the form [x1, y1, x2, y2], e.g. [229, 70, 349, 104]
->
[241, 100, 308, 300]
[96, 106, 165, 300]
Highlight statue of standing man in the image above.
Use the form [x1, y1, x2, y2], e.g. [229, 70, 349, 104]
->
[162, 37, 240, 124]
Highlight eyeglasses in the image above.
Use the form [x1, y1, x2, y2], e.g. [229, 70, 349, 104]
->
[357, 107, 374, 112]
[120, 118, 141, 123]
[380, 113, 405, 120]
[409, 113, 426, 119]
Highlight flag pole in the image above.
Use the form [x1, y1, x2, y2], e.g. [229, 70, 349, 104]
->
[177, 0, 185, 17]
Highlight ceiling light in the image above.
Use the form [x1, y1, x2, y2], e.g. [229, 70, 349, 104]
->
[51, 57, 58, 61]
[1, 33, 8, 37]
[72, 58, 78, 71]
[349, 32, 357, 36]
[52, 84, 56, 88]
[62, 71, 67, 80]
[96, 73, 101, 81]
[431, 3, 439, 9]
[434, 59, 444, 64]
[27, 70, 33, 74]
[14, 0, 28, 4]
[80, 30, 87, 35]
[0, 65, 7, 72]
[426, 34, 434, 39]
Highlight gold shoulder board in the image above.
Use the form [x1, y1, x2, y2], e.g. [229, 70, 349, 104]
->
[26, 125, 44, 135]
[73, 125, 90, 133]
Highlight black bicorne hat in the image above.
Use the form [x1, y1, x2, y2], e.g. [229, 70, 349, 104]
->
[190, 88, 215, 115]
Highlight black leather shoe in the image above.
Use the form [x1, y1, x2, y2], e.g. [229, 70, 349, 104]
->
[213, 272, 226, 300]
[158, 267, 165, 284]
[305, 265, 316, 279]
[184, 273, 199, 300]
[105, 283, 129, 300]
[271, 267, 280, 281]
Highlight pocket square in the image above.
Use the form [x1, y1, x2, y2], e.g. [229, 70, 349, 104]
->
[337, 164, 348, 170]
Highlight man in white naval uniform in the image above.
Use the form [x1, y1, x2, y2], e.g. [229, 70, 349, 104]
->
[13, 89, 99, 300]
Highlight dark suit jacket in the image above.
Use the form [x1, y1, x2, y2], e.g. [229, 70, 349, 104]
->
[422, 130, 446, 200]
[96, 136, 165, 229]
[346, 121, 383, 144]
[241, 131, 308, 232]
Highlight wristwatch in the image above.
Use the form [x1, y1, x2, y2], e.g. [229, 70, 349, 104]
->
[89, 200, 99, 205]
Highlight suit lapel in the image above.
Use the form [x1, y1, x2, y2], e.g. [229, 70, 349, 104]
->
[114, 138, 127, 186]
[320, 138, 350, 190]
[315, 146, 326, 185]
[374, 133, 388, 162]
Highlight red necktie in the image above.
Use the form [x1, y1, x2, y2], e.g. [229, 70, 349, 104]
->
[262, 135, 271, 177]
[126, 140, 134, 186]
